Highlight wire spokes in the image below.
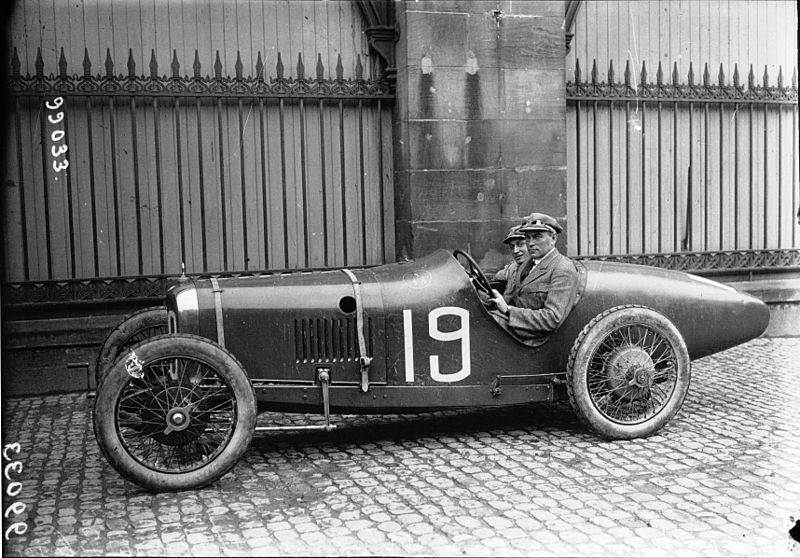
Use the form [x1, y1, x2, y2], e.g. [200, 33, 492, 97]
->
[115, 355, 237, 473]
[586, 324, 678, 425]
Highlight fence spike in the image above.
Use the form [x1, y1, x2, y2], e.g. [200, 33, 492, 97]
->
[718, 63, 725, 86]
[235, 51, 243, 79]
[607, 60, 615, 85]
[35, 47, 44, 77]
[748, 64, 754, 89]
[574, 58, 581, 83]
[11, 47, 20, 77]
[171, 50, 179, 78]
[355, 54, 363, 80]
[656, 60, 663, 85]
[777, 66, 784, 89]
[672, 62, 679, 86]
[640, 60, 647, 85]
[335, 53, 343, 81]
[276, 52, 284, 79]
[624, 59, 631, 86]
[733, 64, 740, 88]
[127, 48, 135, 78]
[296, 52, 304, 80]
[256, 52, 264, 81]
[687, 62, 694, 86]
[83, 48, 92, 78]
[149, 49, 158, 78]
[762, 65, 769, 88]
[105, 48, 114, 78]
[193, 50, 201, 78]
[316, 53, 324, 81]
[591, 58, 597, 85]
[702, 62, 709, 86]
[214, 51, 222, 79]
[58, 47, 68, 79]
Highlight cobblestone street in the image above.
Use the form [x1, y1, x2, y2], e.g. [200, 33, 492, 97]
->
[2, 337, 799, 557]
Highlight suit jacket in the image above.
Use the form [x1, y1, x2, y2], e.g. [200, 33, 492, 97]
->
[492, 248, 581, 347]
[493, 259, 528, 299]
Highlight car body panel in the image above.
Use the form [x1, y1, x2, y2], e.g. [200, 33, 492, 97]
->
[165, 249, 769, 412]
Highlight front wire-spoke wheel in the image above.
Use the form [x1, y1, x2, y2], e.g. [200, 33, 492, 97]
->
[567, 306, 690, 439]
[94, 334, 256, 491]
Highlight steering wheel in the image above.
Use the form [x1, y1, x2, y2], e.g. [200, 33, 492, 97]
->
[453, 249, 493, 296]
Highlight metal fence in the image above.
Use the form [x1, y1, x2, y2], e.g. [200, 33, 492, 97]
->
[567, 58, 799, 268]
[3, 46, 394, 284]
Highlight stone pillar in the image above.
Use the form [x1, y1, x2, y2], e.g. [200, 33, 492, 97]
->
[393, 1, 566, 271]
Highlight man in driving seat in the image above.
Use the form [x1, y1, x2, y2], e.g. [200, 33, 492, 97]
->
[488, 213, 582, 347]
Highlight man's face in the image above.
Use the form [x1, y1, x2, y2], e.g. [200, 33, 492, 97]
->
[508, 238, 529, 265]
[525, 231, 556, 260]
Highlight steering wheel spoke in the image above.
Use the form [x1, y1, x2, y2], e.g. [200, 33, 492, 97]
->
[453, 249, 493, 295]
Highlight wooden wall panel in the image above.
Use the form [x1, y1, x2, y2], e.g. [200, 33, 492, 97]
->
[568, 1, 798, 91]
[567, 98, 798, 256]
[4, 1, 393, 282]
[8, 1, 373, 83]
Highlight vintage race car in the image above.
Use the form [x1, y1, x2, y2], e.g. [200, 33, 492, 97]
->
[93, 249, 769, 491]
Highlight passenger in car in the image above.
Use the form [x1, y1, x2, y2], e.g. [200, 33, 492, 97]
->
[488, 213, 582, 347]
[493, 224, 531, 298]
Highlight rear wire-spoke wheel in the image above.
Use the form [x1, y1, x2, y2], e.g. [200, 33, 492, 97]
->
[567, 306, 690, 439]
[95, 306, 169, 387]
[94, 334, 256, 491]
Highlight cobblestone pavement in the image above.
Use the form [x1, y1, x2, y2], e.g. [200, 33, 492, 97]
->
[2, 337, 799, 557]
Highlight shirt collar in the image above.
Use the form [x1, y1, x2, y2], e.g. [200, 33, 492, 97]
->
[533, 247, 556, 266]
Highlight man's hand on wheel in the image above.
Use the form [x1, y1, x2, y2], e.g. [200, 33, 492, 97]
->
[491, 289, 509, 315]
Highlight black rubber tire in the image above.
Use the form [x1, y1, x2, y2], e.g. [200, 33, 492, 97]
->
[95, 306, 169, 387]
[93, 333, 256, 492]
[566, 305, 691, 440]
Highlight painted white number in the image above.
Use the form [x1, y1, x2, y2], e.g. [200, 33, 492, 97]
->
[429, 307, 470, 383]
[403, 306, 471, 383]
[45, 97, 63, 109]
[51, 144, 68, 157]
[48, 111, 64, 124]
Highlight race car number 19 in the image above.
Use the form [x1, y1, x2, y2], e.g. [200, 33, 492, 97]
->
[403, 307, 470, 383]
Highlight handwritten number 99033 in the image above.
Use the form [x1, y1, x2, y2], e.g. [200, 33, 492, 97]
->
[3, 442, 27, 540]
[46, 97, 69, 173]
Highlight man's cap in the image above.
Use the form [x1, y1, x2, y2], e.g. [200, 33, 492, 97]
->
[503, 225, 526, 244]
[519, 213, 563, 234]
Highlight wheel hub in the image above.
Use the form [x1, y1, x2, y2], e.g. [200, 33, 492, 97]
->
[605, 346, 655, 400]
[138, 384, 209, 446]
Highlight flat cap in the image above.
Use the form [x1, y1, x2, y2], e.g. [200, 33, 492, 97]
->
[519, 212, 562, 234]
[503, 224, 526, 244]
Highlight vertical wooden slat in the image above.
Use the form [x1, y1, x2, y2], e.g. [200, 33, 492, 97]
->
[672, 94, 680, 252]
[38, 97, 53, 279]
[3, 105, 22, 282]
[358, 96, 367, 264]
[319, 97, 330, 267]
[277, 96, 288, 268]
[298, 94, 309, 268]
[338, 98, 348, 265]
[592, 95, 599, 254]
[13, 97, 29, 280]
[765, 101, 780, 248]
[575, 96, 582, 254]
[61, 85, 77, 278]
[238, 94, 249, 270]
[258, 94, 270, 269]
[173, 94, 187, 269]
[793, 101, 798, 248]
[215, 91, 228, 270]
